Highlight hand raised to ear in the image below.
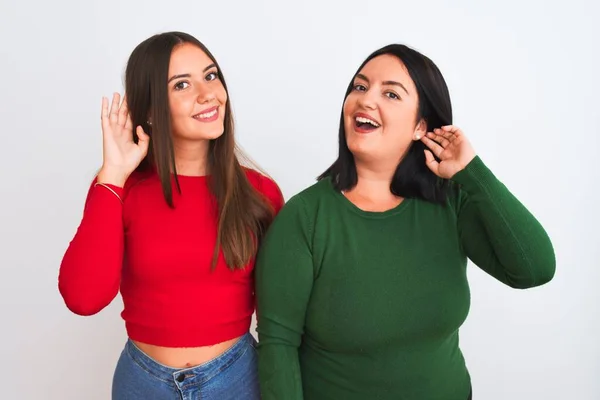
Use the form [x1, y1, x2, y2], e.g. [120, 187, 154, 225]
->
[420, 125, 476, 179]
[98, 93, 150, 186]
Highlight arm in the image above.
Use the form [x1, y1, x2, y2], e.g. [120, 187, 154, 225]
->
[453, 156, 556, 288]
[255, 196, 314, 400]
[58, 178, 126, 315]
[59, 93, 149, 315]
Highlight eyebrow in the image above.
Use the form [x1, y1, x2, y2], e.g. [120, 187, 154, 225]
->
[356, 73, 409, 95]
[167, 63, 217, 83]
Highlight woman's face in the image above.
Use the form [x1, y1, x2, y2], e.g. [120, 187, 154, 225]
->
[167, 43, 228, 142]
[343, 54, 426, 164]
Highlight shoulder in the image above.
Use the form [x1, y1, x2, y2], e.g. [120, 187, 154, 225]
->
[275, 178, 333, 220]
[263, 179, 334, 241]
[243, 168, 285, 214]
[123, 170, 153, 192]
[291, 177, 334, 206]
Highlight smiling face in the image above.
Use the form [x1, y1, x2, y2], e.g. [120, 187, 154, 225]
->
[167, 43, 228, 142]
[343, 54, 427, 164]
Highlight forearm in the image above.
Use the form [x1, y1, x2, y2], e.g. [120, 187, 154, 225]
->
[58, 182, 125, 315]
[454, 157, 556, 287]
[257, 326, 304, 400]
[256, 274, 310, 399]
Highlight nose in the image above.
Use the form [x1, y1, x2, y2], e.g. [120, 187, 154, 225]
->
[357, 88, 377, 110]
[196, 87, 216, 104]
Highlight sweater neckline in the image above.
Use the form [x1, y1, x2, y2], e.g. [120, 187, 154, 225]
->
[328, 181, 412, 219]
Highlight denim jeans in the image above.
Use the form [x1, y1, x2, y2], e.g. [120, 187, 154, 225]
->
[112, 333, 259, 400]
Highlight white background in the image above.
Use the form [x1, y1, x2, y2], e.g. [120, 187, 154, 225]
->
[1, 0, 598, 399]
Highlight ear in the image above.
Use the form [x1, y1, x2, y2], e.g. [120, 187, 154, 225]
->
[413, 119, 427, 141]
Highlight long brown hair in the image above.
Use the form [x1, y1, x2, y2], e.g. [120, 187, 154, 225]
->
[124, 31, 276, 270]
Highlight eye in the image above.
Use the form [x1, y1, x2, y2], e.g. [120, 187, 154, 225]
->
[174, 81, 190, 91]
[353, 83, 367, 92]
[206, 71, 219, 81]
[385, 91, 400, 100]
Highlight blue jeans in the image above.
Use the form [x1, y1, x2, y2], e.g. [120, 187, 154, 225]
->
[112, 333, 259, 400]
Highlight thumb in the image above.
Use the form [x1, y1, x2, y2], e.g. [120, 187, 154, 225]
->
[136, 126, 150, 147]
[424, 149, 439, 175]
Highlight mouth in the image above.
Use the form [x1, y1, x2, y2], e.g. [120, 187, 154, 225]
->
[353, 113, 381, 133]
[192, 106, 219, 122]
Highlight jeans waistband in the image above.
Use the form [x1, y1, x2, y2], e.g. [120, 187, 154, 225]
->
[125, 332, 255, 386]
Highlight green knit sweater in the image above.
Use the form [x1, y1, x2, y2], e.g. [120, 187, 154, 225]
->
[255, 156, 555, 400]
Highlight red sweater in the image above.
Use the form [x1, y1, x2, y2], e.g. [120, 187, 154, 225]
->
[58, 168, 284, 347]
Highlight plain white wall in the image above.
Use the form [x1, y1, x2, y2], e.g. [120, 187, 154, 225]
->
[1, 0, 598, 398]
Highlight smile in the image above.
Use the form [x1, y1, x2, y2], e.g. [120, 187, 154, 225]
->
[355, 116, 380, 128]
[193, 106, 219, 122]
[353, 113, 381, 133]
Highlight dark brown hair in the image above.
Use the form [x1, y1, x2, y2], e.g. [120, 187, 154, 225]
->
[124, 31, 276, 269]
[319, 44, 454, 204]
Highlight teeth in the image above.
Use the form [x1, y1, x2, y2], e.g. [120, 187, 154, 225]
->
[195, 109, 217, 119]
[355, 116, 380, 127]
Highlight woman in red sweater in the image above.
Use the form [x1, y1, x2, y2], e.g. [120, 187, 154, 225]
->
[58, 31, 284, 400]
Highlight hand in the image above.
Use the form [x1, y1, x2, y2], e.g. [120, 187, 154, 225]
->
[98, 93, 150, 186]
[420, 125, 476, 179]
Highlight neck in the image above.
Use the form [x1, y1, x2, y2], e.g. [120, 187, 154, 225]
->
[172, 138, 209, 176]
[350, 158, 399, 201]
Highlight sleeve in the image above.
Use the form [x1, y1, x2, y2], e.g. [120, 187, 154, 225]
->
[57, 177, 126, 316]
[255, 195, 314, 400]
[452, 156, 556, 288]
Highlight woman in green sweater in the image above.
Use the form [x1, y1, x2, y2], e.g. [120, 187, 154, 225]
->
[254, 44, 555, 400]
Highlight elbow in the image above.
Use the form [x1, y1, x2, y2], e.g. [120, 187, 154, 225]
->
[509, 257, 556, 289]
[536, 260, 556, 287]
[58, 257, 120, 316]
[59, 291, 107, 316]
[58, 281, 113, 316]
[508, 237, 557, 289]
[510, 269, 555, 289]
[64, 301, 105, 317]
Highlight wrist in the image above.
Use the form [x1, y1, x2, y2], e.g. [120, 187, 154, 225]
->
[97, 166, 130, 187]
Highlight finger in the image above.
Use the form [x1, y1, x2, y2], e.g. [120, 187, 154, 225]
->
[421, 135, 444, 158]
[101, 96, 109, 131]
[441, 125, 462, 137]
[428, 131, 450, 148]
[435, 128, 455, 142]
[109, 93, 120, 123]
[135, 125, 150, 147]
[118, 95, 128, 126]
[424, 149, 439, 175]
[124, 113, 133, 131]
